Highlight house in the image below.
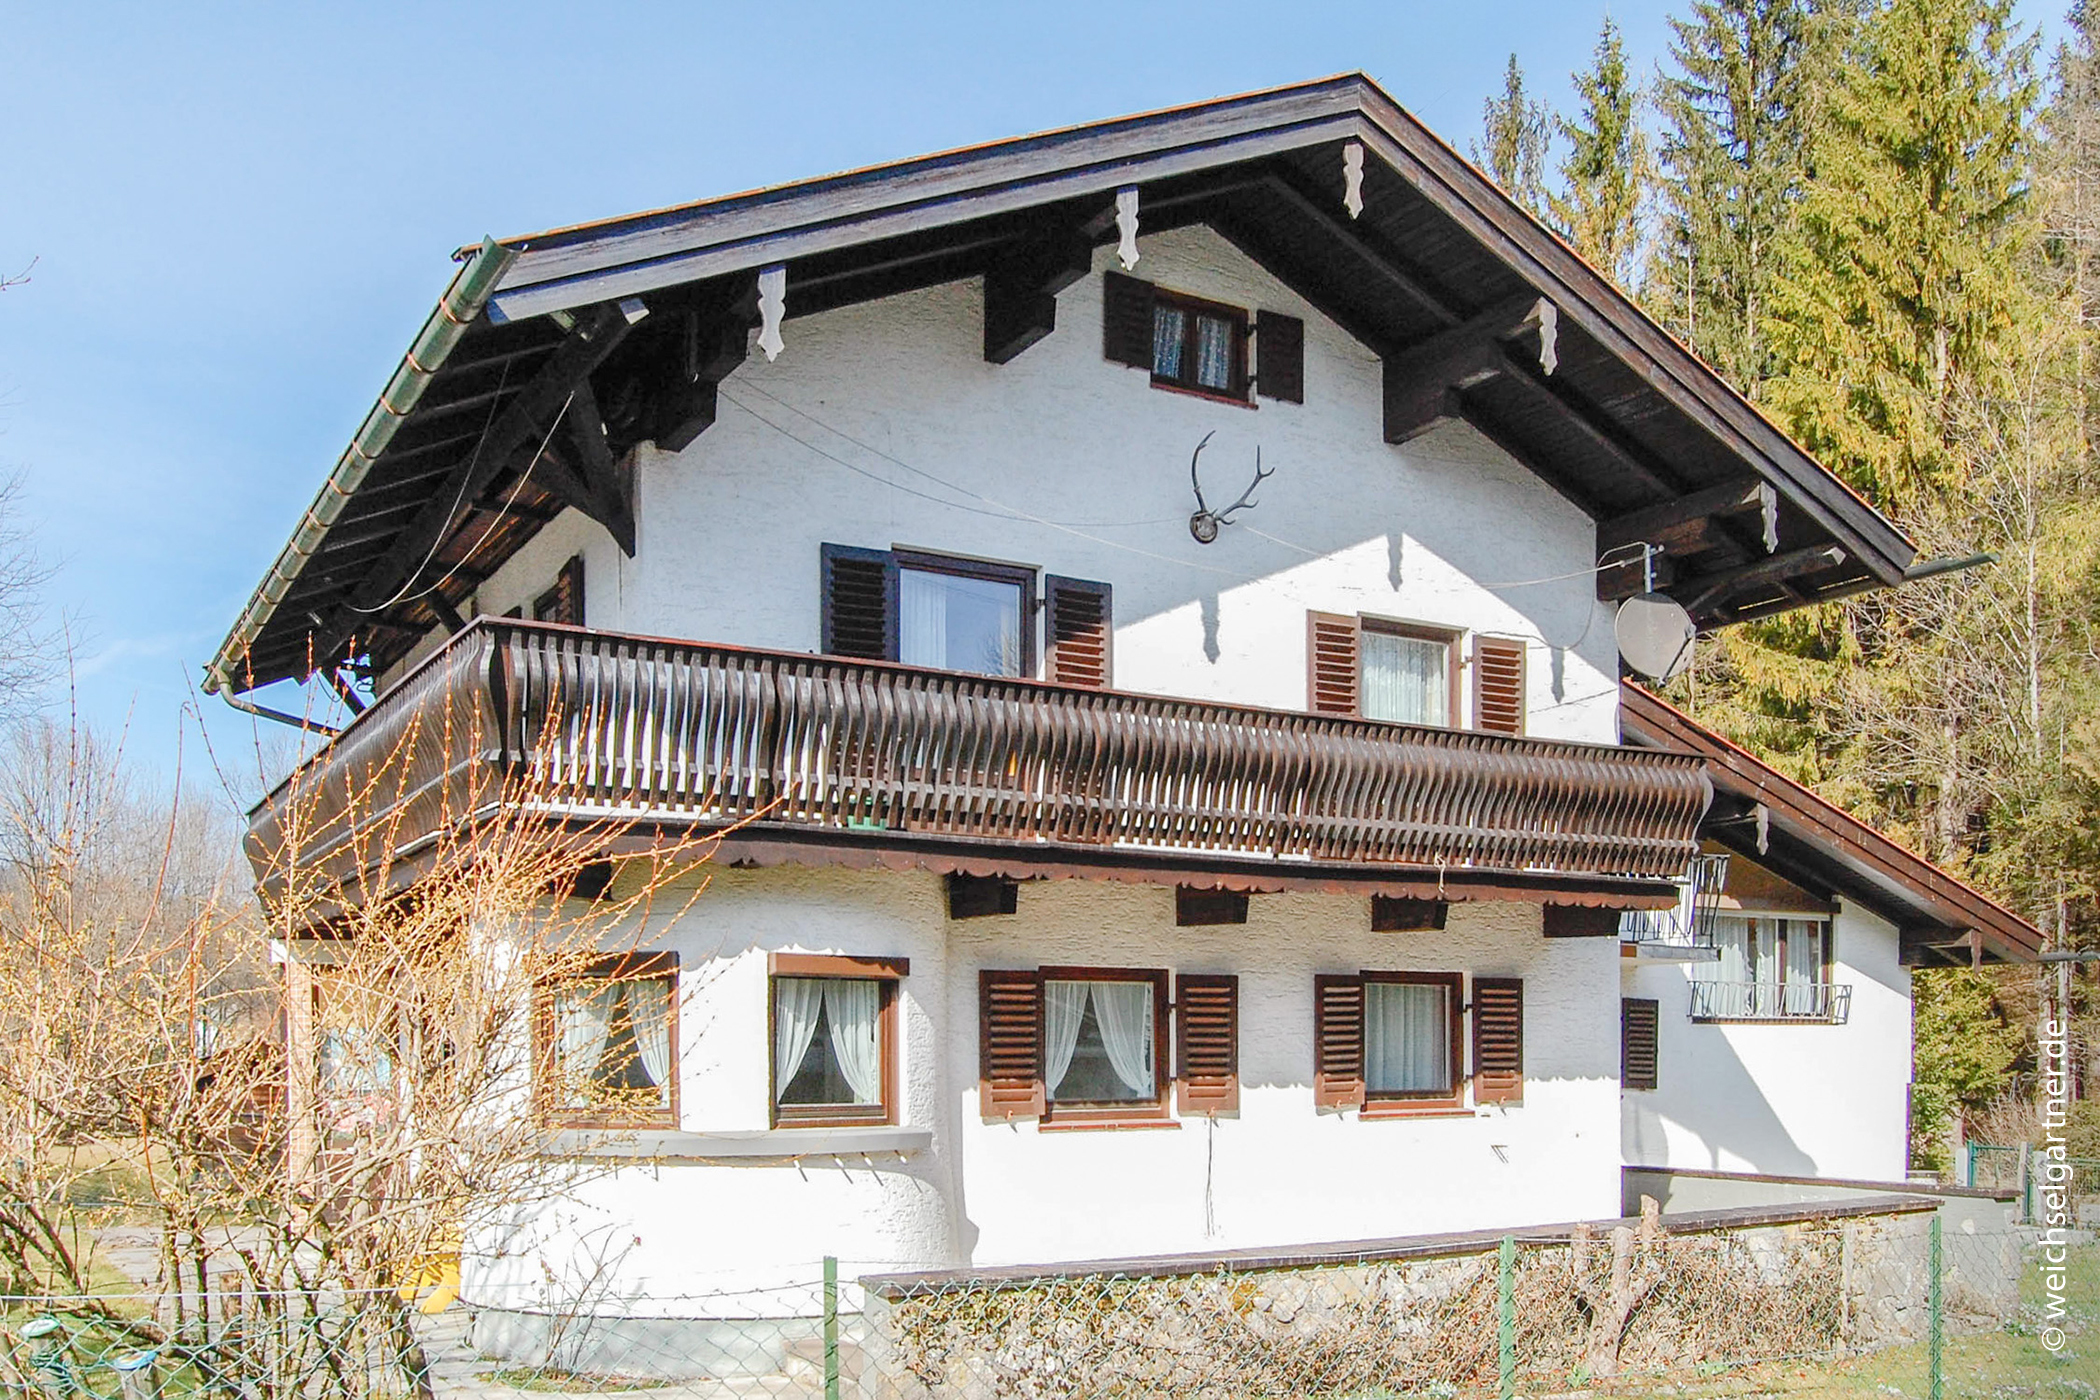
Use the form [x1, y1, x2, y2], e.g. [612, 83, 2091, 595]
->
[207, 74, 2038, 1313]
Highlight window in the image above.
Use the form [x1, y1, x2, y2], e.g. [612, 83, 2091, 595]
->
[1693, 916, 1848, 1022]
[1151, 290, 1248, 401]
[533, 556, 585, 626]
[1307, 613, 1482, 730]
[770, 954, 905, 1127]
[1315, 971, 1520, 1114]
[898, 555, 1031, 677]
[977, 967, 1231, 1125]
[540, 954, 677, 1127]
[1043, 969, 1168, 1122]
[1361, 623, 1457, 726]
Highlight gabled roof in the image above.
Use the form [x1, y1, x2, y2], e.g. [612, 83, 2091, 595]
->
[1619, 683, 2040, 964]
[209, 73, 1919, 695]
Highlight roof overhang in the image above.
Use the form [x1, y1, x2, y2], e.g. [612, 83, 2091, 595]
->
[210, 73, 1918, 695]
[1619, 683, 2040, 964]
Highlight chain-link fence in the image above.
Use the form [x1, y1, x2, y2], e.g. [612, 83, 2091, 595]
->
[6, 1204, 2091, 1400]
[1967, 1143, 2100, 1229]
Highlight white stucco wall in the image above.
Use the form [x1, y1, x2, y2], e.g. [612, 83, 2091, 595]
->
[463, 864, 1623, 1301]
[1620, 898, 1913, 1182]
[395, 227, 1619, 744]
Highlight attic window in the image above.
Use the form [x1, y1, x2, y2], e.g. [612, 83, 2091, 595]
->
[1151, 290, 1247, 401]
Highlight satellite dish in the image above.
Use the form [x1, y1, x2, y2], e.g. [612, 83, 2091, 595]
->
[1616, 592, 1697, 682]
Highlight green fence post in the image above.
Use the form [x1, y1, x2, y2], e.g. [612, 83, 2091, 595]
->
[1498, 1235, 1516, 1400]
[823, 1254, 841, 1400]
[1927, 1214, 1944, 1400]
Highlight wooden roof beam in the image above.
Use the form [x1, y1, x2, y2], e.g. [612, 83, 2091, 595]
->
[1596, 478, 1779, 601]
[1382, 296, 1551, 443]
[983, 224, 1094, 364]
[1674, 544, 1846, 616]
[646, 276, 759, 453]
[315, 299, 643, 671]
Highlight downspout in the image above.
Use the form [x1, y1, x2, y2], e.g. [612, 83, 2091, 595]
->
[203, 237, 519, 695]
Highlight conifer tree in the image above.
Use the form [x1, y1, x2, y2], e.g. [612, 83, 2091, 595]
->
[1648, 0, 1854, 396]
[1476, 53, 1554, 217]
[1765, 0, 2038, 511]
[1550, 18, 1654, 288]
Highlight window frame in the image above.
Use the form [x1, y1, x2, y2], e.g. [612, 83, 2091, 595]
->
[767, 953, 907, 1129]
[1360, 970, 1467, 1117]
[1695, 914, 1838, 1022]
[1039, 965, 1173, 1128]
[535, 952, 680, 1130]
[1149, 287, 1253, 405]
[892, 547, 1039, 678]
[1357, 616, 1464, 728]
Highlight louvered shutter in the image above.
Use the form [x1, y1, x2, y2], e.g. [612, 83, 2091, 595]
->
[534, 555, 586, 625]
[1313, 974, 1366, 1110]
[1472, 977, 1525, 1104]
[1044, 575, 1113, 688]
[1102, 272, 1156, 369]
[978, 969, 1045, 1120]
[1255, 311, 1305, 403]
[820, 544, 898, 661]
[1176, 974, 1239, 1116]
[1622, 998, 1659, 1091]
[1473, 636, 1526, 735]
[1307, 612, 1361, 717]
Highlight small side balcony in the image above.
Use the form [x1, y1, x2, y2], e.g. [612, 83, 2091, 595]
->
[247, 619, 1713, 907]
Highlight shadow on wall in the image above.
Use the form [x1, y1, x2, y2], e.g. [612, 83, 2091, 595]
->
[1624, 1016, 1819, 1177]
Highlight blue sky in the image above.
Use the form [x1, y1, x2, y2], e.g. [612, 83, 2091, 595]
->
[0, 1, 2073, 783]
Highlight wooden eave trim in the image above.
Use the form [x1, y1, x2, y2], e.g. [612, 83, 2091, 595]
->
[770, 952, 910, 979]
[1619, 683, 2039, 960]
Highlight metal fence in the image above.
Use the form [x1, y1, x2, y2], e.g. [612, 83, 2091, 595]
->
[1967, 1142, 2100, 1227]
[4, 1209, 2089, 1400]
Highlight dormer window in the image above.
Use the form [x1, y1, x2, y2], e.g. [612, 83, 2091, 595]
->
[1150, 290, 1248, 400]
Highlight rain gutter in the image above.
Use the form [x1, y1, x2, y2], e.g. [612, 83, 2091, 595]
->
[203, 237, 518, 695]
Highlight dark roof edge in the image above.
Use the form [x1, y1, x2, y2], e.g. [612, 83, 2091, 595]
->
[1619, 682, 2040, 960]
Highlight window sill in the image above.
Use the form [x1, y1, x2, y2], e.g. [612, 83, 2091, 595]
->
[1151, 380, 1256, 410]
[547, 1126, 932, 1160]
[1358, 1106, 1476, 1121]
[1038, 1117, 1182, 1132]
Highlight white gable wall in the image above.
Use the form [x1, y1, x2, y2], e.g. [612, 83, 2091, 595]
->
[405, 227, 1618, 744]
[1620, 898, 1913, 1182]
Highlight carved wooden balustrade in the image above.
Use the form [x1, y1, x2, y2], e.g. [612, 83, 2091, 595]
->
[247, 619, 1711, 901]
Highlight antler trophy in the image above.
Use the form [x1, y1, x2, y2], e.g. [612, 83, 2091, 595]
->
[1187, 432, 1276, 544]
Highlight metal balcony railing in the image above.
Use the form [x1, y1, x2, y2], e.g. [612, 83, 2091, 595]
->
[1688, 980, 1853, 1024]
[1620, 852, 1730, 959]
[247, 619, 1712, 894]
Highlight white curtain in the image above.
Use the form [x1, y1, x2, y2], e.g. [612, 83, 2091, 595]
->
[1782, 920, 1825, 1015]
[774, 977, 827, 1091]
[628, 978, 672, 1102]
[1753, 918, 1781, 1016]
[824, 979, 883, 1105]
[557, 983, 617, 1096]
[1152, 307, 1186, 378]
[1365, 982, 1448, 1092]
[1715, 916, 1751, 983]
[899, 571, 949, 670]
[1044, 981, 1090, 1096]
[1091, 982, 1155, 1097]
[1361, 631, 1448, 726]
[1193, 314, 1234, 390]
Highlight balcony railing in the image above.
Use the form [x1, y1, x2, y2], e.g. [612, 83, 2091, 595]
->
[1619, 852, 1730, 959]
[1688, 981, 1853, 1024]
[248, 619, 1712, 895]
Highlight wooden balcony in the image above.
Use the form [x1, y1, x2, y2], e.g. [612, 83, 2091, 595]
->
[248, 620, 1712, 907]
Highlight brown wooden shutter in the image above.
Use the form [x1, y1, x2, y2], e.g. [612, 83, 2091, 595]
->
[1473, 636, 1526, 735]
[820, 544, 898, 661]
[1313, 974, 1366, 1110]
[1307, 612, 1361, 717]
[1255, 311, 1304, 403]
[1622, 997, 1659, 1091]
[1102, 272, 1156, 368]
[1472, 976, 1525, 1104]
[1044, 575, 1113, 688]
[1175, 974, 1239, 1116]
[978, 969, 1045, 1120]
[1371, 895, 1448, 932]
[534, 555, 586, 625]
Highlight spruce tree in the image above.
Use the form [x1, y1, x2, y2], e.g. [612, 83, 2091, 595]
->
[1476, 53, 1554, 218]
[1648, 0, 1853, 397]
[1765, 0, 2039, 511]
[1550, 18, 1653, 288]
